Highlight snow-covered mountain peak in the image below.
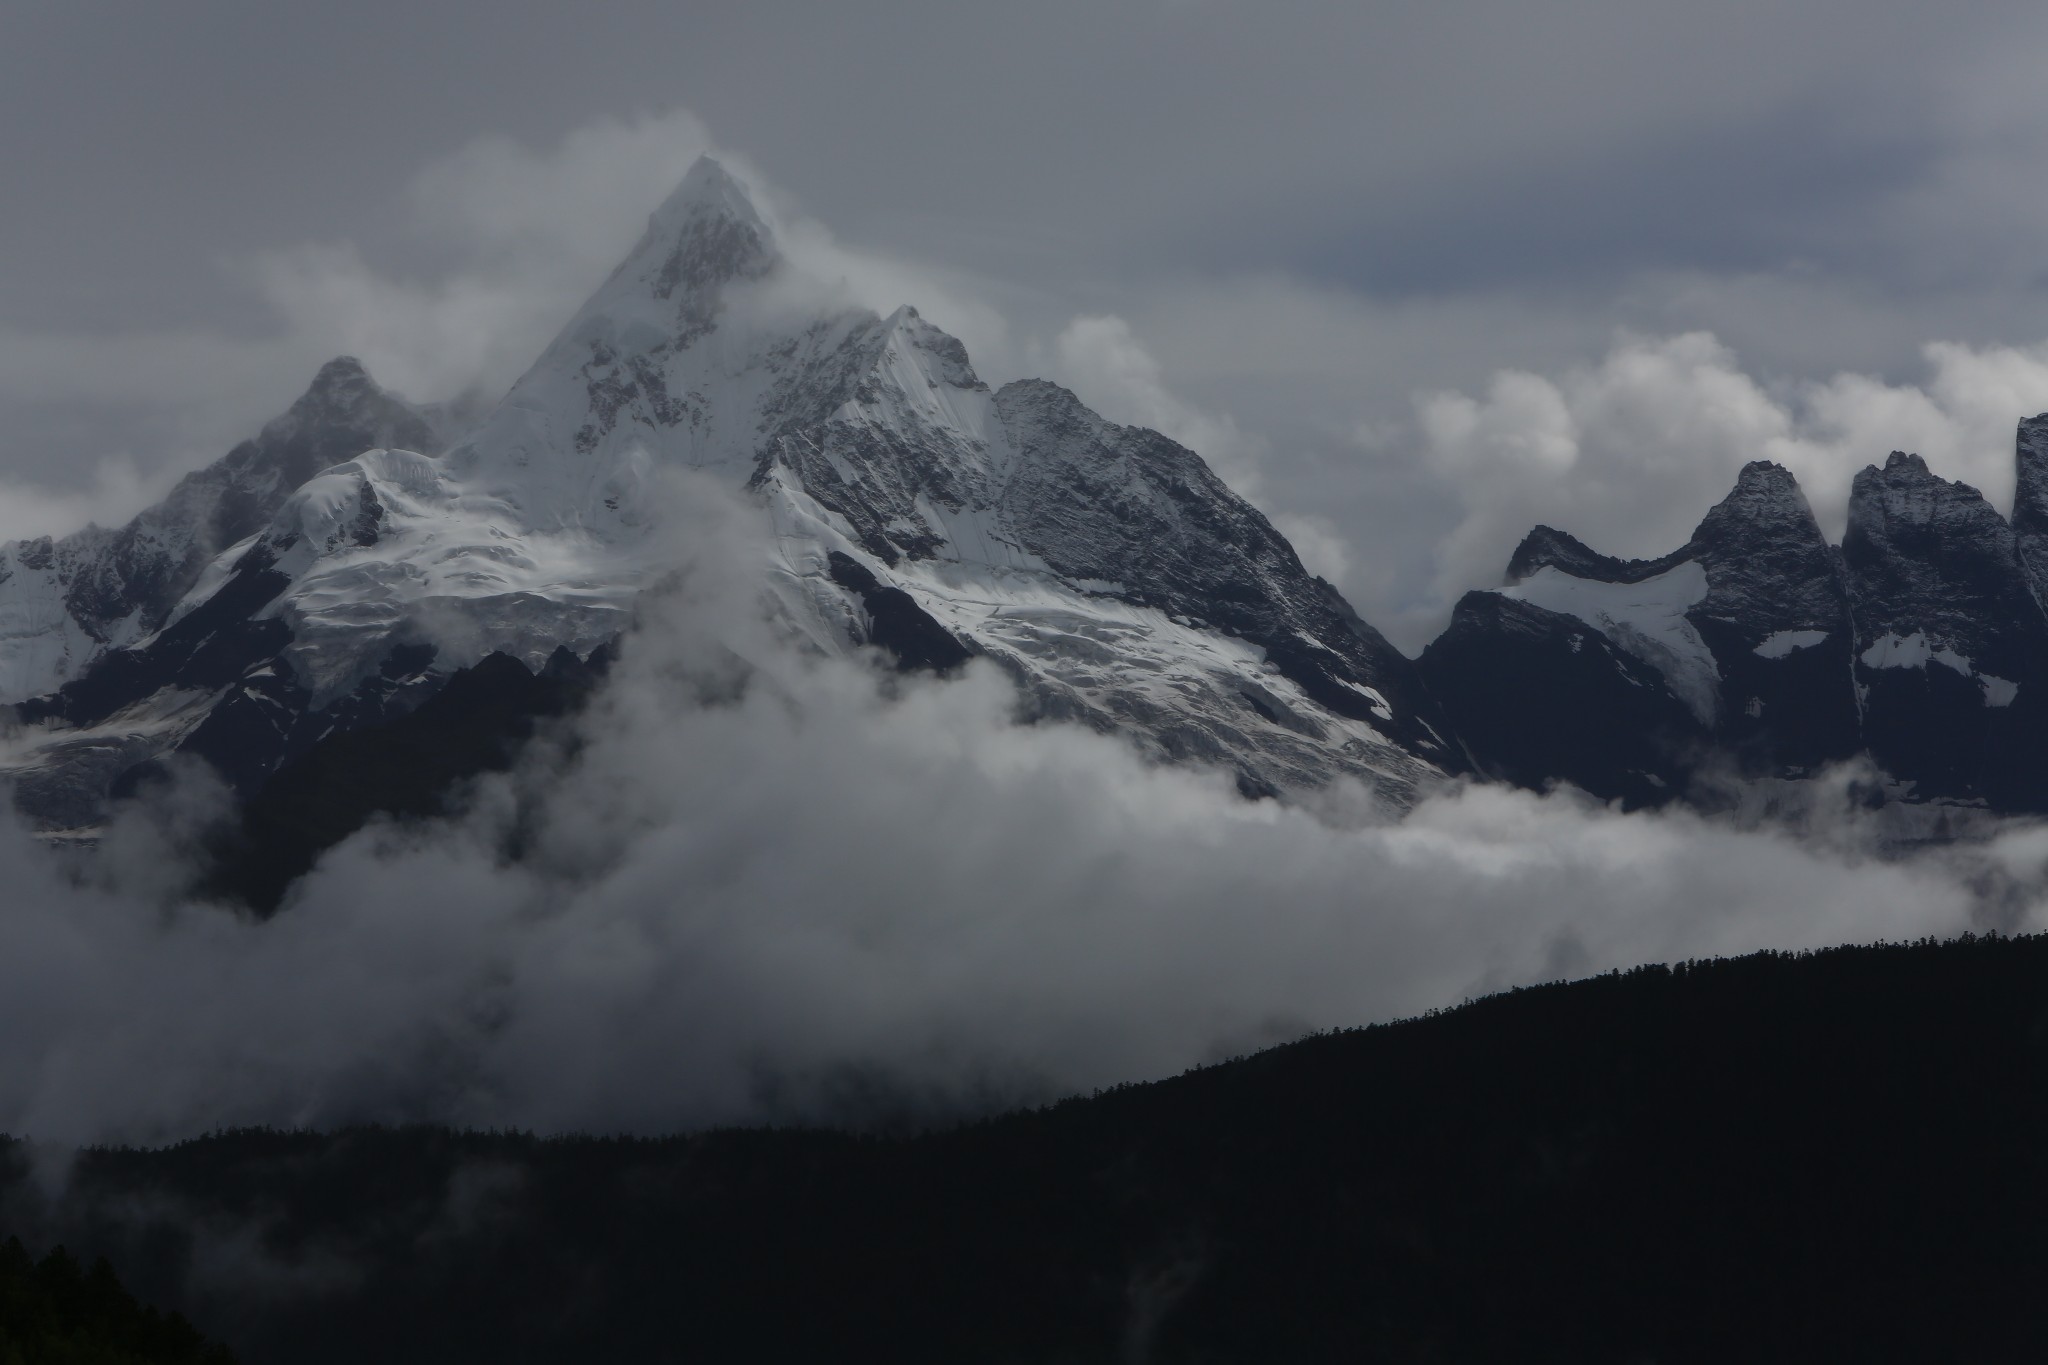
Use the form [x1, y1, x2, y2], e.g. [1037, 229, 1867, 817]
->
[4, 158, 1478, 836]
[877, 306, 984, 391]
[464, 156, 784, 439]
[646, 156, 770, 244]
[2011, 415, 2048, 528]
[2011, 416, 2048, 602]
[584, 155, 778, 346]
[255, 356, 439, 465]
[0, 357, 439, 706]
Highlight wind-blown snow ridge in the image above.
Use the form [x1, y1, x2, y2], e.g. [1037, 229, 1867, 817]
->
[1502, 562, 1719, 724]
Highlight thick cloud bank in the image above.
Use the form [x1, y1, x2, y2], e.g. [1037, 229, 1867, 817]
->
[3, 488, 2044, 1147]
[1413, 331, 2048, 621]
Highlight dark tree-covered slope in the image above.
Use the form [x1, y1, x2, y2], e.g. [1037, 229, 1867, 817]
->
[0, 1238, 235, 1365]
[6, 933, 2047, 1363]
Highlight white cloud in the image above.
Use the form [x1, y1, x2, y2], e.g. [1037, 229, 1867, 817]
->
[1052, 315, 1261, 482]
[401, 110, 722, 275]
[1406, 331, 2048, 627]
[246, 110, 725, 406]
[0, 456, 175, 544]
[1268, 511, 1351, 583]
[0, 325, 312, 538]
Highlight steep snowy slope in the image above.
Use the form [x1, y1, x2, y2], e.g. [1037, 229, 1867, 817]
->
[0, 359, 438, 702]
[3, 157, 1462, 840]
[1843, 451, 2048, 807]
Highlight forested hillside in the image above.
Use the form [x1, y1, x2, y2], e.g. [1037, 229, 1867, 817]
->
[6, 933, 2045, 1363]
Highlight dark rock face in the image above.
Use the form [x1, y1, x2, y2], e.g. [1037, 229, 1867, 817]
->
[1420, 592, 1701, 805]
[1505, 523, 1645, 584]
[1843, 452, 2048, 807]
[203, 645, 611, 913]
[825, 552, 974, 674]
[2006, 416, 2048, 612]
[1436, 429, 2048, 814]
[1684, 463, 1861, 775]
[23, 545, 294, 732]
[1843, 453, 2038, 660]
[1423, 460, 1860, 802]
[753, 337, 1464, 795]
[991, 381, 1459, 765]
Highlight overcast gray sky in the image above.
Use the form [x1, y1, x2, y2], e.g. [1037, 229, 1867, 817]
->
[14, 0, 2048, 646]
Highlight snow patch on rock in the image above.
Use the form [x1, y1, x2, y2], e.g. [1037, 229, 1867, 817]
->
[1753, 629, 1829, 660]
[1859, 631, 1974, 677]
[1500, 561, 1720, 724]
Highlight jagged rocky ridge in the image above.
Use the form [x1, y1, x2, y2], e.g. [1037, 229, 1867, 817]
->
[0, 360, 442, 702]
[1422, 434, 2048, 813]
[1, 157, 1461, 860]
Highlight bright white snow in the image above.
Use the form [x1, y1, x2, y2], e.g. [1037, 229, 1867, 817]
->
[1857, 630, 2020, 707]
[1499, 561, 1720, 724]
[1858, 631, 1973, 676]
[1753, 629, 1829, 659]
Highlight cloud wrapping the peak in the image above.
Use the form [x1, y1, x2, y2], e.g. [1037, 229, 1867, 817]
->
[0, 109, 1018, 536]
[1051, 315, 1262, 489]
[249, 110, 727, 406]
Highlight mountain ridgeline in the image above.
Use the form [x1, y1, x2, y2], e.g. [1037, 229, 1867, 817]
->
[7, 154, 2048, 891]
[1420, 434, 2048, 812]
